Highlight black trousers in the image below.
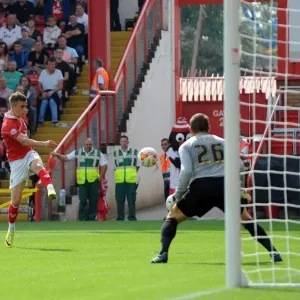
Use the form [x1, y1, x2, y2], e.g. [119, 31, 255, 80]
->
[138, 0, 145, 11]
[110, 0, 122, 31]
[164, 181, 170, 201]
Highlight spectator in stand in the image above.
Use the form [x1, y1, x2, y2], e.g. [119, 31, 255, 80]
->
[57, 35, 78, 92]
[26, 40, 48, 74]
[38, 57, 63, 127]
[0, 41, 8, 72]
[9, 40, 28, 71]
[70, 0, 87, 12]
[44, 0, 70, 23]
[2, 60, 22, 90]
[43, 15, 61, 49]
[0, 76, 13, 103]
[21, 76, 37, 134]
[75, 2, 87, 57]
[1, 0, 12, 17]
[91, 58, 109, 93]
[29, 0, 44, 14]
[0, 97, 8, 163]
[138, 0, 145, 12]
[0, 14, 21, 50]
[18, 25, 35, 52]
[63, 13, 85, 56]
[27, 17, 42, 42]
[55, 47, 69, 95]
[58, 19, 65, 31]
[14, 83, 29, 127]
[110, 0, 121, 31]
[20, 75, 36, 133]
[160, 138, 170, 201]
[75, 2, 88, 34]
[0, 11, 7, 28]
[15, 83, 24, 93]
[11, 0, 35, 27]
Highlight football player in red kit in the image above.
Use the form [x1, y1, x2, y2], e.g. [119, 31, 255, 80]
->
[1, 92, 57, 248]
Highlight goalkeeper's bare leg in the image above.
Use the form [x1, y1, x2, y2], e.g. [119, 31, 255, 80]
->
[241, 207, 283, 263]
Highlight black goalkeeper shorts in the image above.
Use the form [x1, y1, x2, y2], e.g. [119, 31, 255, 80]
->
[176, 177, 247, 218]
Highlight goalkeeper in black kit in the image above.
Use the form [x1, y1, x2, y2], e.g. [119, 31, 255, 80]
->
[151, 113, 282, 264]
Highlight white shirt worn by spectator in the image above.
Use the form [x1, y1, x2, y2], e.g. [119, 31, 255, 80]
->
[166, 147, 180, 190]
[67, 149, 108, 167]
[43, 25, 61, 47]
[96, 67, 105, 86]
[76, 12, 88, 33]
[0, 25, 21, 47]
[39, 68, 64, 98]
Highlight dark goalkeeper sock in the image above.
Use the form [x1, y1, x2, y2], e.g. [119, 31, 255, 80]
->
[159, 218, 178, 254]
[244, 223, 277, 253]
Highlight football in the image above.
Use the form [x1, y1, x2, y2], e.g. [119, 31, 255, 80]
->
[138, 147, 159, 168]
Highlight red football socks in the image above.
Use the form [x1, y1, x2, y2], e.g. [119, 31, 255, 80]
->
[8, 204, 19, 224]
[38, 169, 53, 188]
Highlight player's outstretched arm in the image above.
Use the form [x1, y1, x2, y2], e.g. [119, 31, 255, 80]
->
[16, 134, 57, 148]
[50, 152, 69, 162]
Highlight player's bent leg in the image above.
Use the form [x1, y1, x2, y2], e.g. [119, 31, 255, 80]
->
[5, 181, 26, 248]
[151, 204, 188, 264]
[30, 158, 57, 201]
[241, 208, 283, 263]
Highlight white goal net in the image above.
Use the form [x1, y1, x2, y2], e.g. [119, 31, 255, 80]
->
[224, 0, 300, 288]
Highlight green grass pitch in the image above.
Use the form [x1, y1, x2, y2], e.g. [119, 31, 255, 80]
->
[0, 221, 299, 299]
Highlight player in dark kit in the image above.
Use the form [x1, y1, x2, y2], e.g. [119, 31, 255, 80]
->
[151, 113, 282, 264]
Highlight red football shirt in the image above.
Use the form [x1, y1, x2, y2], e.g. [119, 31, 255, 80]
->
[1, 113, 32, 162]
[52, 0, 63, 21]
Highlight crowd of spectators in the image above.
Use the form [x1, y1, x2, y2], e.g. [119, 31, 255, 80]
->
[0, 0, 89, 165]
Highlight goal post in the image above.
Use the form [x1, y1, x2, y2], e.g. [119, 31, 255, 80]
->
[224, 0, 300, 288]
[224, 0, 243, 288]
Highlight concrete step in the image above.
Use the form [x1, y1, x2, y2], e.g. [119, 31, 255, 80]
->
[34, 147, 58, 155]
[34, 133, 65, 142]
[111, 31, 131, 39]
[61, 114, 81, 121]
[69, 95, 89, 102]
[78, 83, 89, 89]
[74, 89, 89, 96]
[65, 101, 88, 109]
[80, 70, 88, 77]
[36, 127, 69, 134]
[40, 121, 74, 127]
[111, 47, 126, 55]
[63, 107, 85, 114]
[77, 77, 88, 84]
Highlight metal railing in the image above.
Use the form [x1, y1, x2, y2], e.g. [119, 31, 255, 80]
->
[112, 0, 163, 126]
[35, 92, 116, 221]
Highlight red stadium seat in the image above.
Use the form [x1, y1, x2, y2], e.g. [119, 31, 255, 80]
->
[35, 15, 45, 26]
[28, 74, 39, 85]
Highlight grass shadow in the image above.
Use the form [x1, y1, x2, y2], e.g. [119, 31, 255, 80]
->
[16, 247, 74, 252]
[242, 261, 271, 266]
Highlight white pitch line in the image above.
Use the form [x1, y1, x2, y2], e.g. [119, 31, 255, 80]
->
[167, 287, 228, 300]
